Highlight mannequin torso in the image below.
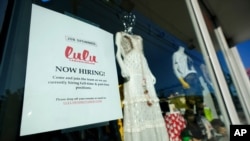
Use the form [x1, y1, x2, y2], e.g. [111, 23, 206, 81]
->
[173, 46, 197, 78]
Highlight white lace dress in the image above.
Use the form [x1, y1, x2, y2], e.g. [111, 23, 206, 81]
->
[115, 32, 169, 141]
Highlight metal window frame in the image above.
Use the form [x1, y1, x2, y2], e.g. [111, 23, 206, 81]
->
[185, 0, 241, 129]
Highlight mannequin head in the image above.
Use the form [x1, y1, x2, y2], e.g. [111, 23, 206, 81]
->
[178, 46, 185, 52]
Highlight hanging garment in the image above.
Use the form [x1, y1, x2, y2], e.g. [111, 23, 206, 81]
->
[164, 112, 186, 141]
[115, 31, 169, 141]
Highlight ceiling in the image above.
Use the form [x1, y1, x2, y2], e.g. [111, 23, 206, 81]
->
[128, 0, 250, 48]
[38, 0, 250, 48]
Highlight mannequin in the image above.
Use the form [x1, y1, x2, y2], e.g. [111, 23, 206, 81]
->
[115, 13, 169, 141]
[172, 46, 203, 98]
[200, 63, 214, 92]
[199, 64, 219, 120]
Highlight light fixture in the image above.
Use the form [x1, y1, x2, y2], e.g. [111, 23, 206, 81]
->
[41, 0, 51, 3]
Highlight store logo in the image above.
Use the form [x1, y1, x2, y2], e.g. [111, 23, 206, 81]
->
[65, 46, 97, 64]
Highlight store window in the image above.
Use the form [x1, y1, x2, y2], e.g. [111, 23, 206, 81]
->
[197, 0, 249, 125]
[0, 0, 241, 141]
[236, 40, 250, 79]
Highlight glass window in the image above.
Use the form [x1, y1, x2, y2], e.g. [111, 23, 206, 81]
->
[197, 0, 249, 125]
[1, 0, 246, 141]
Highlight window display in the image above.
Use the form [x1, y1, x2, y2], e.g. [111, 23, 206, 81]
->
[181, 109, 207, 141]
[210, 119, 229, 141]
[115, 12, 169, 141]
[1, 0, 245, 140]
[172, 46, 203, 98]
[164, 110, 186, 141]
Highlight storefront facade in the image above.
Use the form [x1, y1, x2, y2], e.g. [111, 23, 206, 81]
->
[0, 0, 249, 140]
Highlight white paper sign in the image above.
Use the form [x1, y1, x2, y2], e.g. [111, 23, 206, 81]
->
[20, 4, 122, 136]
